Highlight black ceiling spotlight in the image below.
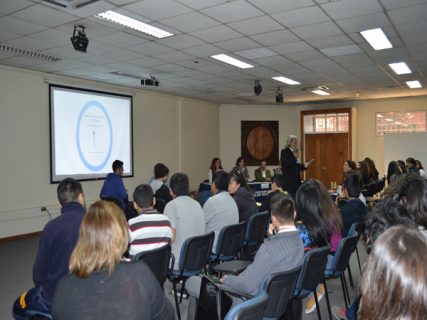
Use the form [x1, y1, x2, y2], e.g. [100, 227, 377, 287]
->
[276, 86, 283, 103]
[253, 80, 262, 96]
[141, 75, 159, 87]
[71, 25, 89, 53]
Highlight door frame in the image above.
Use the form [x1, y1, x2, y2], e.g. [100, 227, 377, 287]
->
[300, 108, 352, 172]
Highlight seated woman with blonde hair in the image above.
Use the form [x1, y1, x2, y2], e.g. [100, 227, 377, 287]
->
[52, 200, 174, 320]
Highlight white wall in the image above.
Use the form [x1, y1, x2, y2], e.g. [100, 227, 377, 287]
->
[0, 65, 219, 238]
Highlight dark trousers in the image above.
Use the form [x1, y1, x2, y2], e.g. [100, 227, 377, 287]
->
[13, 287, 51, 320]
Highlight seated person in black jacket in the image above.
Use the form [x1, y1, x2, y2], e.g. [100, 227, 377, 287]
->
[337, 171, 367, 236]
[52, 200, 174, 320]
[150, 163, 172, 212]
[259, 174, 287, 212]
[229, 170, 258, 222]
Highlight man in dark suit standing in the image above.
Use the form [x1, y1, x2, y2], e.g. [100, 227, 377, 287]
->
[281, 134, 314, 198]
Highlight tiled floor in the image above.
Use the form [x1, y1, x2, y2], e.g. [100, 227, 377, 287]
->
[0, 236, 367, 320]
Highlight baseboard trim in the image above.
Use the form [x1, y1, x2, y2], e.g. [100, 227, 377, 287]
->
[0, 231, 41, 243]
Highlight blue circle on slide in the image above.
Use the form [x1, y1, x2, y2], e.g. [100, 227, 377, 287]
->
[76, 101, 113, 172]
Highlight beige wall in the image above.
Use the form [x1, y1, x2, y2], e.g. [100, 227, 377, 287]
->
[220, 96, 427, 179]
[0, 65, 219, 238]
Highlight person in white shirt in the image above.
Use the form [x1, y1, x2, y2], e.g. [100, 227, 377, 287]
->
[164, 173, 206, 268]
[204, 171, 239, 253]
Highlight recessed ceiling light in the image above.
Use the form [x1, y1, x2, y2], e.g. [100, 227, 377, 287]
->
[95, 10, 173, 38]
[395, 121, 402, 125]
[406, 80, 422, 89]
[389, 62, 411, 75]
[385, 118, 393, 122]
[360, 28, 393, 51]
[377, 114, 384, 118]
[210, 54, 254, 69]
[311, 89, 330, 96]
[272, 76, 300, 85]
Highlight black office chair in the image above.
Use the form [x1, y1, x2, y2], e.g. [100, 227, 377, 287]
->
[224, 290, 269, 320]
[324, 233, 359, 309]
[133, 244, 172, 287]
[292, 246, 332, 320]
[169, 232, 215, 320]
[241, 211, 270, 260]
[155, 197, 167, 213]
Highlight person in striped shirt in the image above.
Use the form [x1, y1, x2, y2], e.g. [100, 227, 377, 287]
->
[128, 184, 173, 257]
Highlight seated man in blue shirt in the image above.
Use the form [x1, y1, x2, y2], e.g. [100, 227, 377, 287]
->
[13, 178, 86, 320]
[100, 160, 128, 209]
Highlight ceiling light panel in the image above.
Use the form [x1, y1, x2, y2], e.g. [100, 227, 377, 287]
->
[406, 80, 422, 89]
[311, 89, 330, 96]
[272, 76, 301, 85]
[95, 10, 173, 38]
[210, 54, 254, 69]
[388, 62, 411, 75]
[360, 28, 393, 50]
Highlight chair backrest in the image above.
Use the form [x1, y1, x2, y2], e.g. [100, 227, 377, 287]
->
[348, 221, 365, 236]
[260, 265, 302, 318]
[328, 233, 359, 274]
[293, 246, 330, 297]
[133, 244, 171, 285]
[224, 290, 269, 320]
[155, 197, 166, 213]
[179, 231, 215, 272]
[216, 222, 245, 258]
[244, 211, 270, 245]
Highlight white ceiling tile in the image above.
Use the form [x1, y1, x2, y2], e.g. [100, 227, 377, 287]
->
[30, 29, 72, 48]
[0, 0, 32, 14]
[286, 50, 326, 62]
[0, 29, 21, 42]
[7, 36, 59, 51]
[61, 1, 114, 19]
[307, 35, 355, 50]
[175, 0, 229, 10]
[380, 0, 426, 10]
[157, 34, 204, 50]
[270, 41, 313, 55]
[76, 54, 117, 65]
[201, 0, 263, 23]
[85, 40, 116, 54]
[235, 47, 277, 59]
[246, 0, 315, 14]
[227, 15, 283, 36]
[155, 51, 194, 62]
[46, 45, 87, 59]
[127, 57, 165, 68]
[2, 55, 46, 67]
[321, 0, 383, 20]
[320, 44, 362, 57]
[152, 63, 192, 73]
[12, 4, 79, 27]
[190, 25, 242, 43]
[129, 42, 174, 55]
[292, 22, 343, 40]
[32, 59, 93, 72]
[395, 20, 427, 37]
[0, 16, 47, 35]
[101, 48, 141, 60]
[271, 6, 330, 28]
[96, 31, 147, 47]
[123, 0, 193, 20]
[215, 37, 260, 52]
[336, 12, 391, 34]
[57, 19, 119, 38]
[182, 44, 224, 57]
[249, 30, 300, 46]
[159, 11, 220, 33]
[252, 55, 293, 68]
[388, 3, 427, 25]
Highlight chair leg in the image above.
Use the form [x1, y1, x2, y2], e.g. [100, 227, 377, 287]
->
[180, 278, 187, 303]
[347, 265, 354, 289]
[313, 290, 322, 320]
[356, 247, 362, 273]
[322, 280, 332, 320]
[340, 275, 348, 309]
[172, 280, 181, 320]
[342, 272, 351, 306]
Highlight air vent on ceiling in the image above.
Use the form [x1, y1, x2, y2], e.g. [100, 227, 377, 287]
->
[110, 71, 146, 80]
[0, 44, 61, 62]
[43, 0, 101, 9]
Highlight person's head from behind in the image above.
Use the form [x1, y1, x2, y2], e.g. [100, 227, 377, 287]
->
[210, 157, 222, 172]
[271, 174, 284, 191]
[364, 197, 416, 253]
[343, 160, 356, 173]
[360, 226, 427, 320]
[397, 160, 407, 173]
[406, 157, 416, 169]
[295, 179, 333, 247]
[387, 161, 399, 184]
[154, 163, 169, 182]
[394, 173, 427, 228]
[343, 171, 361, 198]
[112, 160, 124, 176]
[133, 184, 155, 212]
[235, 156, 244, 168]
[260, 160, 267, 169]
[228, 171, 248, 195]
[170, 173, 190, 197]
[358, 160, 371, 179]
[57, 178, 84, 207]
[364, 157, 378, 175]
[270, 193, 296, 231]
[69, 200, 129, 278]
[416, 160, 424, 170]
[211, 171, 230, 194]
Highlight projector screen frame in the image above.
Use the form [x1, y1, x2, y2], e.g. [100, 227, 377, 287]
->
[49, 84, 134, 184]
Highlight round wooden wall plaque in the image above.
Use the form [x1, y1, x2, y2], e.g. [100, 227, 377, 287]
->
[246, 126, 274, 160]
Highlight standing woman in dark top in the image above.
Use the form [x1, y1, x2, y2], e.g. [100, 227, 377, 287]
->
[280, 134, 314, 198]
[228, 171, 258, 222]
[364, 157, 379, 181]
[358, 160, 372, 185]
[52, 200, 174, 320]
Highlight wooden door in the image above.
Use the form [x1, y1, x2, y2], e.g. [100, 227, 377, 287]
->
[304, 133, 349, 188]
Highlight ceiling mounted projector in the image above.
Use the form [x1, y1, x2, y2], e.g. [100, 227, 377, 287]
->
[276, 87, 283, 103]
[71, 25, 88, 53]
[141, 76, 159, 87]
[253, 80, 262, 96]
